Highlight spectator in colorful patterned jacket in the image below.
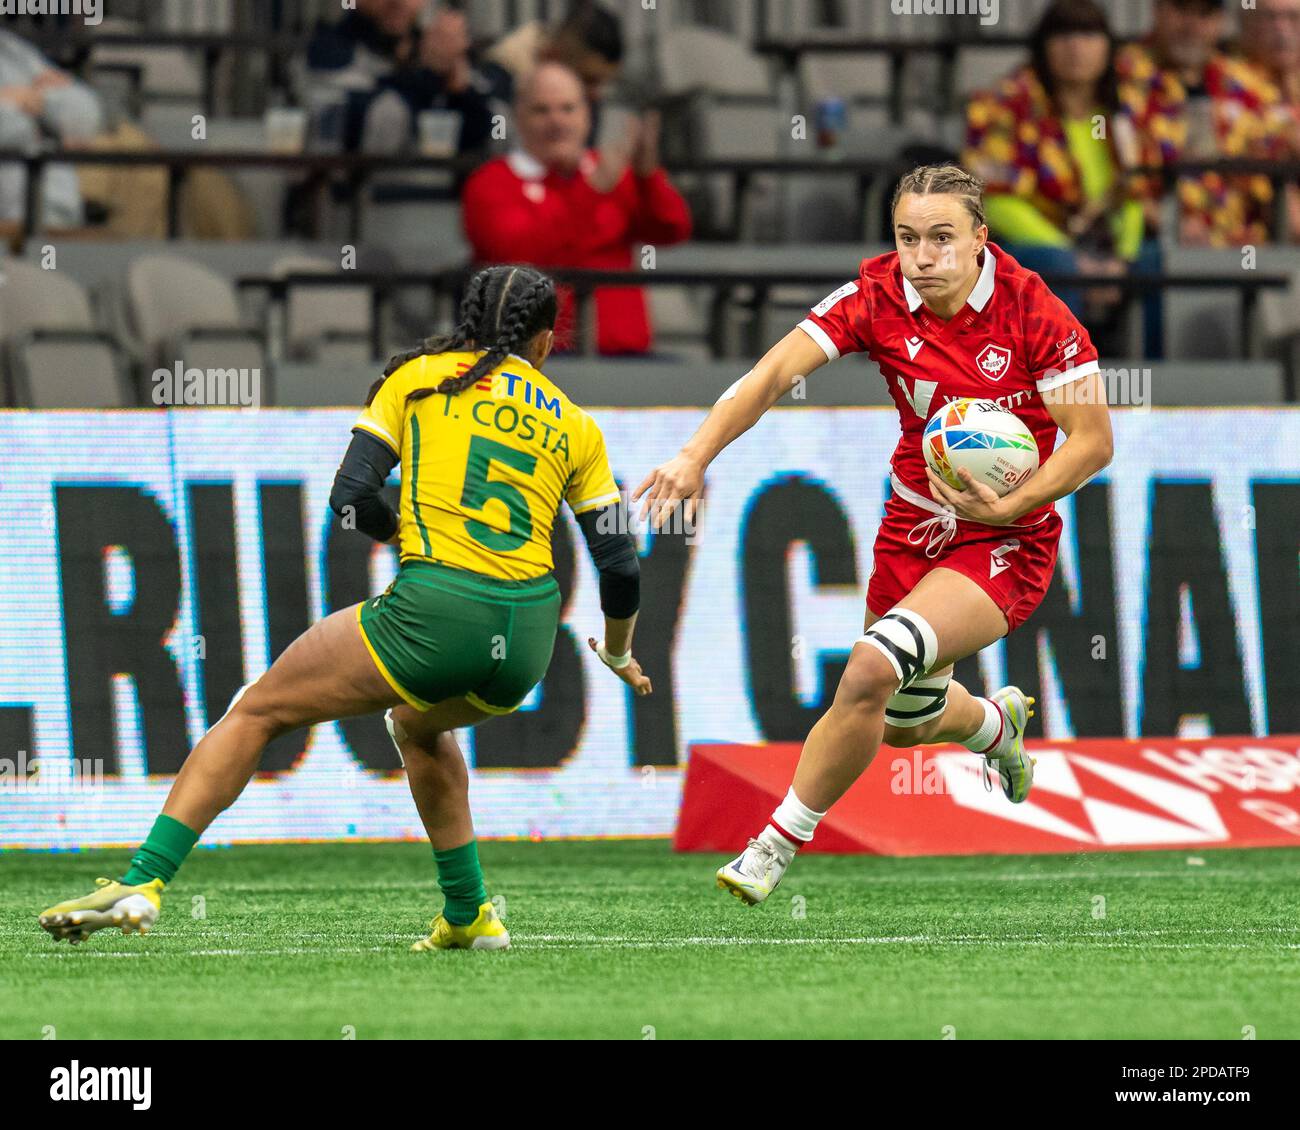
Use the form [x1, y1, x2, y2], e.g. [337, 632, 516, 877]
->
[1117, 0, 1292, 248]
[963, 0, 1164, 355]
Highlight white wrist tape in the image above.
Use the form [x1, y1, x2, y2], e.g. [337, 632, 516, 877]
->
[598, 644, 632, 669]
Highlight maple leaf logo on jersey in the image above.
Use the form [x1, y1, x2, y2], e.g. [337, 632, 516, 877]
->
[975, 343, 1011, 382]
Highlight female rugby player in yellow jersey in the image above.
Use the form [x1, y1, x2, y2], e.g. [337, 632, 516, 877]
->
[39, 265, 650, 952]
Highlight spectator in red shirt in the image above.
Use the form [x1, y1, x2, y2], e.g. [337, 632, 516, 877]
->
[461, 62, 692, 355]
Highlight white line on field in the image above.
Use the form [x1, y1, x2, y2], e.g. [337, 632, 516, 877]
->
[26, 941, 1300, 957]
[22, 924, 1300, 957]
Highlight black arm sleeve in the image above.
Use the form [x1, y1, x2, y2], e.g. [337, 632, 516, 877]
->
[576, 503, 640, 619]
[329, 429, 400, 543]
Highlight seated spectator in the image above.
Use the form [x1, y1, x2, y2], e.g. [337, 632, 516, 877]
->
[306, 0, 492, 155]
[1117, 0, 1291, 248]
[484, 1, 624, 107]
[461, 62, 691, 356]
[964, 0, 1163, 355]
[0, 29, 102, 230]
[1238, 0, 1300, 237]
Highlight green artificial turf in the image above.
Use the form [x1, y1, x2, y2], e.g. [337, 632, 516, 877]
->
[2, 841, 1297, 1039]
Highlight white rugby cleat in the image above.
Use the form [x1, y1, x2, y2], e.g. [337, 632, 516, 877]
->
[716, 833, 794, 906]
[981, 686, 1037, 804]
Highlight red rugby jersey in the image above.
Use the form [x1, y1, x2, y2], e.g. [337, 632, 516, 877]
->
[797, 242, 1100, 527]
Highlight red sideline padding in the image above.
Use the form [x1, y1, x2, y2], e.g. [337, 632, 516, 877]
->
[674, 737, 1300, 856]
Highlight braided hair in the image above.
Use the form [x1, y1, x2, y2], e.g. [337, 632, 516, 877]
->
[366, 265, 558, 406]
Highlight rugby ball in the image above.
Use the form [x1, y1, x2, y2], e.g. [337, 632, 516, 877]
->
[923, 398, 1038, 497]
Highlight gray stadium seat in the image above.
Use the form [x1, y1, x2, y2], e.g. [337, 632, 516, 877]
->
[764, 0, 860, 36]
[648, 286, 712, 362]
[359, 195, 468, 269]
[15, 340, 132, 409]
[799, 52, 892, 104]
[92, 43, 203, 102]
[657, 27, 771, 97]
[272, 360, 375, 408]
[139, 102, 207, 147]
[127, 253, 266, 383]
[0, 258, 95, 336]
[272, 255, 373, 364]
[696, 102, 784, 158]
[1156, 245, 1300, 361]
[0, 259, 131, 408]
[954, 46, 1028, 98]
[159, 0, 236, 33]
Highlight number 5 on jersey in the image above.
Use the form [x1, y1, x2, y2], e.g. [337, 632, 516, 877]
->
[461, 434, 537, 551]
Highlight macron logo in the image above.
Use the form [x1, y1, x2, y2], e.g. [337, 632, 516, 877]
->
[989, 541, 1020, 578]
[50, 1061, 151, 1111]
[905, 336, 924, 361]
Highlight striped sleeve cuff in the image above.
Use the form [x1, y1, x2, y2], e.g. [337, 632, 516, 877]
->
[353, 418, 399, 454]
[570, 490, 622, 515]
[1036, 359, 1100, 392]
[796, 318, 840, 362]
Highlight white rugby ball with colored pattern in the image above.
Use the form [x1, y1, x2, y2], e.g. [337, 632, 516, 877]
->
[922, 398, 1039, 498]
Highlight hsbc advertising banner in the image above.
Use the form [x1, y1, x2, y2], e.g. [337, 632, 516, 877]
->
[0, 407, 1296, 849]
[674, 737, 1300, 855]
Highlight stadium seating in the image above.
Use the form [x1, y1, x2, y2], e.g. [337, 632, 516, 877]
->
[273, 254, 373, 364]
[0, 0, 1289, 405]
[0, 259, 130, 408]
[1160, 245, 1300, 362]
[271, 359, 375, 408]
[125, 253, 266, 377]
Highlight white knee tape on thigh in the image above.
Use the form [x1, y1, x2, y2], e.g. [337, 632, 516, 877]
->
[859, 608, 939, 691]
[384, 709, 407, 766]
[884, 670, 951, 728]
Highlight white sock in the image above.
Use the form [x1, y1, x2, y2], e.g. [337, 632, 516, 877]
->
[766, 787, 826, 852]
[962, 698, 1004, 757]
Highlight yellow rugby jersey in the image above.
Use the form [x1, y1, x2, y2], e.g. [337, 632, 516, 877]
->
[353, 350, 620, 580]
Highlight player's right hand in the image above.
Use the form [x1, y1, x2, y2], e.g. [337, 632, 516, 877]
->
[587, 638, 652, 695]
[633, 453, 703, 530]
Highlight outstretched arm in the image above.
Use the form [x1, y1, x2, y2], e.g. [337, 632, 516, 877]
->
[632, 327, 830, 528]
[576, 503, 651, 695]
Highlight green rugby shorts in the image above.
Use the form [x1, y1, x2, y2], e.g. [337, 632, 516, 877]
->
[357, 560, 560, 714]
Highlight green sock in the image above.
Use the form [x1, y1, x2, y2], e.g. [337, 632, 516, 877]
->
[121, 814, 200, 887]
[433, 840, 487, 927]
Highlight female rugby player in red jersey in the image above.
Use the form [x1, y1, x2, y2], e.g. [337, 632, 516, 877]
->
[636, 165, 1114, 904]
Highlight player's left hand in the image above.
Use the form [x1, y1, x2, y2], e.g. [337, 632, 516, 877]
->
[587, 637, 653, 696]
[925, 467, 1018, 525]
